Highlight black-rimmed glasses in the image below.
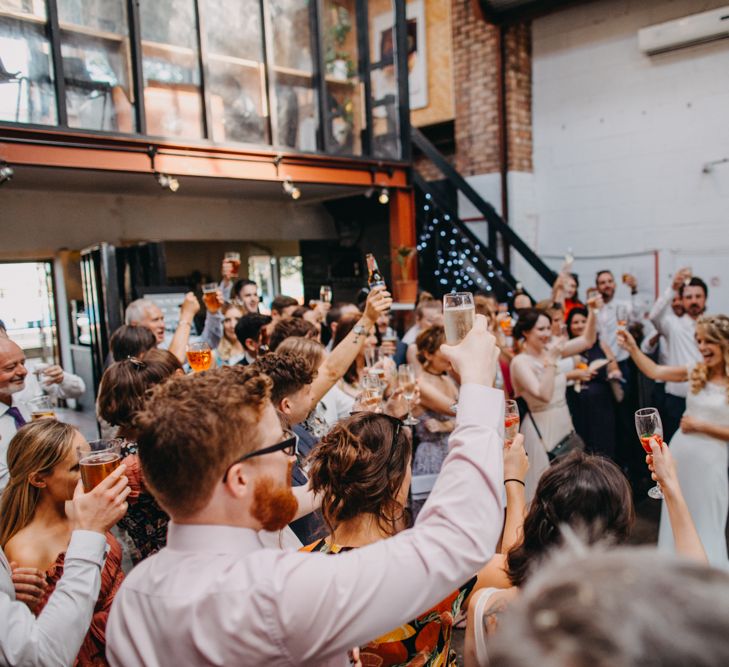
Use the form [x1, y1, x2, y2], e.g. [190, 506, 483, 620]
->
[223, 430, 298, 482]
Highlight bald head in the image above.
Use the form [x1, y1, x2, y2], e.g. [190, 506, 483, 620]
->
[0, 336, 28, 401]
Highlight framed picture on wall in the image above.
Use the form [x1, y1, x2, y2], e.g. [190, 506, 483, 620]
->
[372, 0, 428, 111]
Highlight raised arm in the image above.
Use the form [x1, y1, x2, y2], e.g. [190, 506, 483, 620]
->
[167, 293, 201, 364]
[276, 317, 505, 662]
[647, 439, 707, 564]
[308, 287, 392, 406]
[651, 269, 689, 333]
[562, 295, 601, 357]
[500, 434, 528, 555]
[617, 330, 688, 383]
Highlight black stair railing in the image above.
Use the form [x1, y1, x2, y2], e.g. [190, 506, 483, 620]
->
[414, 173, 519, 300]
[411, 127, 557, 295]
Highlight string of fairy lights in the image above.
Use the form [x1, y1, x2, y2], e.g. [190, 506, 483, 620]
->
[415, 190, 518, 299]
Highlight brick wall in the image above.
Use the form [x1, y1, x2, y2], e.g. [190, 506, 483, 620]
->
[449, 0, 532, 177]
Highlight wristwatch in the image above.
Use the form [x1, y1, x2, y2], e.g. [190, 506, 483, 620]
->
[353, 324, 368, 336]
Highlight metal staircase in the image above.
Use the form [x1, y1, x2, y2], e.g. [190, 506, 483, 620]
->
[411, 127, 556, 300]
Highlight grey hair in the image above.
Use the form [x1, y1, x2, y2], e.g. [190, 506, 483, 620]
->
[489, 546, 729, 667]
[125, 299, 157, 325]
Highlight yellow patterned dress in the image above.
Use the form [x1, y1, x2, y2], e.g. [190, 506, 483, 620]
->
[301, 539, 476, 667]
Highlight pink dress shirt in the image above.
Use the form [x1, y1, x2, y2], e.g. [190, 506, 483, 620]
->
[107, 384, 504, 666]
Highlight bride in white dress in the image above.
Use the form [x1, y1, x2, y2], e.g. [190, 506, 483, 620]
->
[620, 315, 729, 567]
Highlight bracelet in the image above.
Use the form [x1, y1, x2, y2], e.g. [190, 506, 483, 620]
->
[178, 320, 192, 328]
[504, 478, 525, 487]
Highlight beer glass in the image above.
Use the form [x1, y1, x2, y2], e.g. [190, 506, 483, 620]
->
[504, 399, 520, 446]
[80, 439, 122, 492]
[635, 407, 664, 499]
[225, 252, 241, 277]
[202, 283, 220, 314]
[186, 341, 213, 372]
[398, 364, 419, 426]
[443, 292, 475, 345]
[319, 285, 332, 304]
[29, 395, 56, 421]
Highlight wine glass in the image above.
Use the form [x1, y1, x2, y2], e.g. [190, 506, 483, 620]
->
[635, 407, 664, 499]
[398, 364, 419, 427]
[504, 399, 520, 446]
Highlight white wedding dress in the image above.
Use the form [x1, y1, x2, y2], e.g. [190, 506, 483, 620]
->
[658, 379, 729, 567]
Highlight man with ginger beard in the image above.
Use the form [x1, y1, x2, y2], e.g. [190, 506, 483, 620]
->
[107, 317, 505, 666]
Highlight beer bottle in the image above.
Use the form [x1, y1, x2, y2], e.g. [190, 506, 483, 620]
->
[366, 253, 386, 289]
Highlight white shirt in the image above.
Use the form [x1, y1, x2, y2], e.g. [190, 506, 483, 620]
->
[107, 384, 504, 667]
[0, 530, 106, 666]
[650, 287, 702, 397]
[597, 297, 639, 363]
[0, 371, 85, 491]
[319, 384, 354, 426]
[401, 324, 421, 346]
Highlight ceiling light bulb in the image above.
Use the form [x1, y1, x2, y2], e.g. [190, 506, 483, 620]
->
[0, 164, 13, 184]
[283, 178, 301, 200]
[168, 176, 180, 192]
[378, 187, 389, 205]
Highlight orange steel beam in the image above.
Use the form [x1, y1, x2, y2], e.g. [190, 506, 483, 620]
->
[0, 127, 409, 188]
[389, 187, 417, 300]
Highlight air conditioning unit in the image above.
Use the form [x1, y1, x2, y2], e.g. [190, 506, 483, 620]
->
[638, 6, 729, 55]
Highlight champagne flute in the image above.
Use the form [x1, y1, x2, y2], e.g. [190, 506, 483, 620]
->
[635, 407, 664, 499]
[360, 374, 384, 412]
[616, 304, 628, 333]
[398, 364, 419, 426]
[504, 399, 520, 445]
[443, 292, 475, 345]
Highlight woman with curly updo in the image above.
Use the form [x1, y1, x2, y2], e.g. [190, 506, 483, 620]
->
[302, 412, 475, 666]
[619, 314, 729, 566]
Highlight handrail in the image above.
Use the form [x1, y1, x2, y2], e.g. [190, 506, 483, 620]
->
[413, 172, 519, 291]
[411, 127, 556, 286]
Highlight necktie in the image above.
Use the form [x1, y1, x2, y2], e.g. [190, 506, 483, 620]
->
[6, 406, 26, 430]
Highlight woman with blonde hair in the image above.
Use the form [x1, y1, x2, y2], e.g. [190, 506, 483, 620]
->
[0, 420, 125, 665]
[619, 314, 729, 566]
[215, 302, 245, 365]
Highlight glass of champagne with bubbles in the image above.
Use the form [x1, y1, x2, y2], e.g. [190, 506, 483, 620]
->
[187, 341, 213, 372]
[616, 304, 629, 333]
[635, 407, 664, 499]
[360, 373, 384, 412]
[398, 364, 419, 426]
[504, 399, 520, 446]
[80, 439, 122, 492]
[443, 292, 475, 345]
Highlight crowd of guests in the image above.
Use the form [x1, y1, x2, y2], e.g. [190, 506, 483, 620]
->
[0, 256, 728, 666]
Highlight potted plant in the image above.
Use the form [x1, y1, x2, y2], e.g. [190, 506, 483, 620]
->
[394, 245, 417, 303]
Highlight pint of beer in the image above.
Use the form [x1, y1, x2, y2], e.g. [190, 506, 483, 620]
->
[29, 395, 56, 421]
[80, 439, 122, 492]
[225, 252, 241, 277]
[187, 341, 213, 372]
[443, 292, 475, 345]
[202, 283, 220, 314]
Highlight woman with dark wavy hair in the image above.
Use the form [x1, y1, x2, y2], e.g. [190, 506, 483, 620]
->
[464, 447, 705, 667]
[302, 412, 475, 666]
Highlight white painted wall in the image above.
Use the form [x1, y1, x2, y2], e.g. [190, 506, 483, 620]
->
[531, 0, 729, 311]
